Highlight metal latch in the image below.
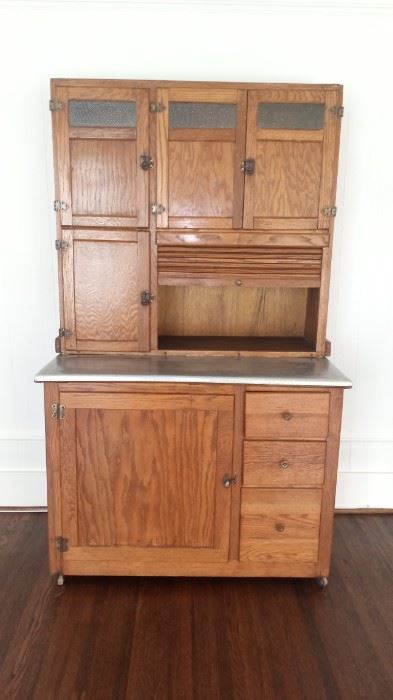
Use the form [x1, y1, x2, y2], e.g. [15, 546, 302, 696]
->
[49, 99, 64, 111]
[55, 240, 69, 251]
[151, 203, 166, 215]
[51, 404, 65, 420]
[149, 102, 166, 113]
[54, 200, 69, 212]
[140, 154, 154, 171]
[56, 536, 69, 552]
[321, 206, 337, 217]
[223, 474, 237, 488]
[140, 291, 155, 306]
[330, 106, 344, 117]
[241, 159, 256, 175]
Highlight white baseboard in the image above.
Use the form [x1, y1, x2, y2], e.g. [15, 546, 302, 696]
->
[0, 436, 392, 508]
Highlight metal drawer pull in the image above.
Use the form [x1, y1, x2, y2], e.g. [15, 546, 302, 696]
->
[280, 460, 289, 469]
[275, 523, 285, 533]
[282, 411, 293, 421]
[223, 474, 237, 488]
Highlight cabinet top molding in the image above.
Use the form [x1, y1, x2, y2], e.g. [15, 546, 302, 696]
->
[51, 78, 343, 91]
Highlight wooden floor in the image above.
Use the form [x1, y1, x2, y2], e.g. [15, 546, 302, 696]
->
[0, 514, 392, 700]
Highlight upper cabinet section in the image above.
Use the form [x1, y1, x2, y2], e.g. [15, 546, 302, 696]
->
[155, 87, 247, 229]
[51, 86, 150, 227]
[243, 87, 342, 230]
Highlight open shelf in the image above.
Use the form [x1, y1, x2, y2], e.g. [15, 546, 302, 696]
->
[157, 285, 319, 355]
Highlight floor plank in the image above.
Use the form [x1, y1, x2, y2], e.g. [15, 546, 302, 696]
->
[0, 513, 392, 699]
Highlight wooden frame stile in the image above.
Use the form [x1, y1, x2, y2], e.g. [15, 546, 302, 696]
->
[229, 385, 245, 561]
[150, 87, 159, 350]
[318, 388, 344, 577]
[44, 383, 63, 574]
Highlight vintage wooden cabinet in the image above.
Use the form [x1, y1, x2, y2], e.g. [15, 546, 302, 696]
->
[36, 79, 351, 586]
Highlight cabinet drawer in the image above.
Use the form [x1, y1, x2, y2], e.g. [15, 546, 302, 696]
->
[239, 488, 321, 563]
[243, 440, 325, 487]
[245, 392, 329, 439]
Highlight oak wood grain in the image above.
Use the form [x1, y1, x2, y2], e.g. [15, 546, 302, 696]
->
[245, 391, 330, 439]
[243, 440, 326, 487]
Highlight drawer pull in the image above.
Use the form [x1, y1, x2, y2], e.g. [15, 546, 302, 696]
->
[280, 460, 289, 469]
[281, 411, 293, 421]
[275, 523, 285, 533]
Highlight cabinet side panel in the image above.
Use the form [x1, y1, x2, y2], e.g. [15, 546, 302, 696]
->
[44, 384, 62, 573]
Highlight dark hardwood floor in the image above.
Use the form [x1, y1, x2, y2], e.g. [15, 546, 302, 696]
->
[0, 514, 392, 700]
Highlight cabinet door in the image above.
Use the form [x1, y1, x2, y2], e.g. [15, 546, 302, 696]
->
[58, 391, 234, 570]
[52, 86, 149, 227]
[243, 87, 342, 230]
[156, 87, 247, 229]
[61, 229, 150, 352]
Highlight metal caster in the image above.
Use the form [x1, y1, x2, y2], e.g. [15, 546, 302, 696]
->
[316, 576, 328, 588]
[56, 573, 65, 586]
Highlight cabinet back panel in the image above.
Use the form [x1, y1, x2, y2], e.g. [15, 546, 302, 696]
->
[70, 139, 137, 216]
[158, 286, 308, 337]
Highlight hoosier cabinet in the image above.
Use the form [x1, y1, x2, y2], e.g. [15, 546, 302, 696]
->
[36, 79, 351, 586]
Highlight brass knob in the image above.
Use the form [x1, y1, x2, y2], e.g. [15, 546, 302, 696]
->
[235, 279, 243, 286]
[282, 411, 293, 421]
[275, 523, 285, 533]
[280, 460, 289, 469]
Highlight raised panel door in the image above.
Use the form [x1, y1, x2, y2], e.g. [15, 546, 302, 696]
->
[61, 229, 150, 352]
[51, 86, 150, 227]
[57, 391, 234, 568]
[156, 88, 247, 229]
[243, 87, 343, 230]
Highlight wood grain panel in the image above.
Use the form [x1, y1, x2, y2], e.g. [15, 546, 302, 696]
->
[156, 231, 329, 247]
[243, 440, 326, 487]
[239, 488, 322, 562]
[168, 141, 234, 217]
[70, 139, 137, 217]
[245, 392, 330, 439]
[158, 286, 308, 338]
[254, 141, 323, 218]
[74, 240, 138, 340]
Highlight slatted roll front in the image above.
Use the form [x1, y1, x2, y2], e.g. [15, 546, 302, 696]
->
[158, 246, 322, 287]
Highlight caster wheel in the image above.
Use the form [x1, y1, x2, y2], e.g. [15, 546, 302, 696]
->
[56, 573, 65, 586]
[316, 576, 328, 588]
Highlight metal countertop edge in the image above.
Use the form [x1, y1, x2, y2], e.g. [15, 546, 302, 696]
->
[34, 373, 352, 387]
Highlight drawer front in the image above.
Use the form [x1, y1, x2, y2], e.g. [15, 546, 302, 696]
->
[243, 440, 326, 487]
[245, 391, 330, 439]
[239, 488, 322, 563]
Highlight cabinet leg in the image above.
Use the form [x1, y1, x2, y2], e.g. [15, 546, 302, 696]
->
[56, 573, 65, 586]
[316, 576, 328, 588]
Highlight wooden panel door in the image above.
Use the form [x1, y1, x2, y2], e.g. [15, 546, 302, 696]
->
[58, 391, 234, 568]
[156, 87, 247, 229]
[61, 229, 150, 352]
[51, 86, 150, 227]
[243, 87, 343, 230]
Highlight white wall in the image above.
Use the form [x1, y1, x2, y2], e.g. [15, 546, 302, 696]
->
[0, 0, 392, 508]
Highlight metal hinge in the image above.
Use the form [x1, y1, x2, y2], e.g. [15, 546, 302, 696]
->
[55, 240, 69, 251]
[58, 327, 72, 338]
[149, 102, 166, 113]
[330, 105, 344, 118]
[321, 206, 337, 217]
[56, 536, 69, 552]
[140, 154, 154, 171]
[151, 203, 166, 215]
[140, 290, 155, 306]
[54, 200, 69, 212]
[49, 99, 64, 112]
[241, 158, 256, 175]
[51, 404, 65, 420]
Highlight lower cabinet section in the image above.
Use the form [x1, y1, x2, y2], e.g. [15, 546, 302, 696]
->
[44, 382, 344, 580]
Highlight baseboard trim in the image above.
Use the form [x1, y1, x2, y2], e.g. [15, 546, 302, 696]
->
[0, 506, 48, 512]
[335, 508, 393, 514]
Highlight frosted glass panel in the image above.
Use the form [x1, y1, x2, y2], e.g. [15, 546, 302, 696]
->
[257, 103, 325, 130]
[69, 100, 136, 127]
[169, 102, 237, 129]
